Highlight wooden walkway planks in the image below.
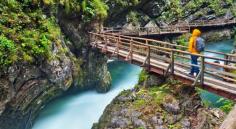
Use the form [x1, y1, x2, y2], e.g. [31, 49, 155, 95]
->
[90, 32, 236, 100]
[95, 43, 236, 96]
[103, 19, 236, 36]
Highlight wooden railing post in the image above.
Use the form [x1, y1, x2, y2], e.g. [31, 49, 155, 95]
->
[94, 35, 98, 47]
[147, 46, 151, 71]
[224, 55, 229, 65]
[116, 37, 120, 56]
[102, 34, 108, 53]
[171, 50, 175, 74]
[111, 27, 114, 34]
[130, 39, 133, 61]
[200, 56, 205, 86]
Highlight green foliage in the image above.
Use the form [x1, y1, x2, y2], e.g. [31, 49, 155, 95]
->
[167, 123, 182, 129]
[133, 98, 146, 108]
[109, 0, 140, 7]
[138, 69, 149, 83]
[91, 0, 108, 19]
[160, 0, 234, 22]
[45, 0, 109, 22]
[149, 84, 171, 104]
[0, 35, 17, 66]
[127, 11, 139, 26]
[176, 33, 191, 47]
[217, 98, 234, 113]
[0, 1, 62, 68]
[136, 127, 145, 129]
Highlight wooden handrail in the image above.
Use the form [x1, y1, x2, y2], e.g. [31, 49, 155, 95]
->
[90, 32, 236, 88]
[103, 19, 236, 31]
[104, 32, 236, 58]
[103, 19, 236, 34]
[95, 32, 236, 60]
[91, 32, 236, 70]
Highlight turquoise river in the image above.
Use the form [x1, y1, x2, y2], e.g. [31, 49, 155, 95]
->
[32, 39, 234, 129]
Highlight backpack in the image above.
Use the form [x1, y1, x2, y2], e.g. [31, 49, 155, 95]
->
[196, 37, 205, 52]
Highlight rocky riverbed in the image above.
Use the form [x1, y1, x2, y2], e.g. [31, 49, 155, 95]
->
[93, 74, 226, 129]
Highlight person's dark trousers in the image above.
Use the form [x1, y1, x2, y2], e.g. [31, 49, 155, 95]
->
[190, 55, 199, 75]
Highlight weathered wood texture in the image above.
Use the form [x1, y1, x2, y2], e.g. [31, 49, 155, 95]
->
[90, 32, 236, 100]
[103, 19, 236, 36]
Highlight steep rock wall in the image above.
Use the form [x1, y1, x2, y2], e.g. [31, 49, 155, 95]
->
[0, 38, 79, 129]
[0, 6, 111, 129]
[105, 0, 235, 27]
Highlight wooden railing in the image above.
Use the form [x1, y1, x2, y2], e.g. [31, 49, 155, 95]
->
[90, 32, 236, 89]
[103, 19, 236, 35]
[188, 19, 236, 26]
[103, 26, 190, 35]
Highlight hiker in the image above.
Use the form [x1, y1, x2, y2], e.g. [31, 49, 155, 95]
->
[188, 29, 205, 76]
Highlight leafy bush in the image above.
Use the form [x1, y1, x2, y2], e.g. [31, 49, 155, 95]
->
[127, 11, 140, 26]
[217, 98, 234, 113]
[0, 35, 17, 66]
[38, 0, 109, 22]
[138, 70, 149, 83]
[0, 1, 58, 68]
[108, 0, 140, 7]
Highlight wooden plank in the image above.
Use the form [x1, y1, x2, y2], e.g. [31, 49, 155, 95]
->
[93, 32, 236, 99]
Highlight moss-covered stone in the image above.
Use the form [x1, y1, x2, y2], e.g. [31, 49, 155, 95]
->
[0, 1, 112, 129]
[93, 78, 226, 129]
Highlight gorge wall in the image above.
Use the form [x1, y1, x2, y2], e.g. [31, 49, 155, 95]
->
[0, 1, 235, 129]
[93, 73, 226, 129]
[105, 0, 235, 27]
[0, 1, 111, 129]
[105, 0, 235, 42]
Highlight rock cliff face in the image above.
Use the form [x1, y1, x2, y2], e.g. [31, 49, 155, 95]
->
[0, 8, 111, 129]
[105, 0, 235, 42]
[93, 75, 226, 129]
[0, 38, 78, 129]
[105, 0, 235, 27]
[57, 11, 111, 92]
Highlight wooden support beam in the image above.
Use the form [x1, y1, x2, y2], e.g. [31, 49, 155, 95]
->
[171, 50, 174, 74]
[147, 46, 151, 71]
[164, 63, 171, 77]
[89, 31, 236, 100]
[125, 39, 133, 62]
[224, 55, 229, 65]
[200, 56, 205, 86]
[102, 36, 108, 53]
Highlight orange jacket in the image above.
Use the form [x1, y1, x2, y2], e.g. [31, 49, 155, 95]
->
[188, 29, 201, 54]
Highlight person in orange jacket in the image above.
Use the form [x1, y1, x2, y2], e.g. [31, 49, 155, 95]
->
[188, 29, 201, 76]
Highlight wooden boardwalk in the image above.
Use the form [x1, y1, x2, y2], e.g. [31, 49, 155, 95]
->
[90, 32, 236, 100]
[103, 19, 236, 36]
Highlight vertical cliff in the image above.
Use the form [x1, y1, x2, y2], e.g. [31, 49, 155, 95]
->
[0, 1, 111, 129]
[105, 0, 235, 27]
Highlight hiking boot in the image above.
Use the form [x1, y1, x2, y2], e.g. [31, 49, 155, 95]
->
[188, 73, 194, 77]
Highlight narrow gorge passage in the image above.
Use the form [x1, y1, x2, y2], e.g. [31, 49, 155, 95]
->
[32, 40, 234, 129]
[32, 61, 141, 129]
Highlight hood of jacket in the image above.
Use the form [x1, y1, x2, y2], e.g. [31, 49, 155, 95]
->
[192, 29, 201, 37]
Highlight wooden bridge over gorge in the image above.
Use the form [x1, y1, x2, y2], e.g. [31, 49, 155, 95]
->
[90, 32, 236, 100]
[103, 19, 236, 36]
